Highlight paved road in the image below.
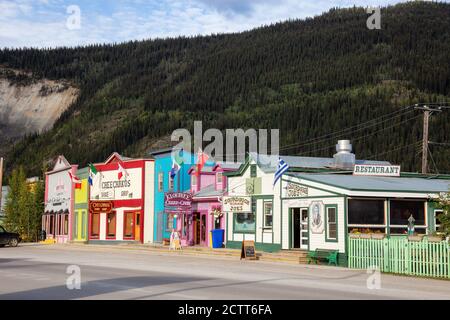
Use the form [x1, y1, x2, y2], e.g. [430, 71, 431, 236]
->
[0, 244, 449, 300]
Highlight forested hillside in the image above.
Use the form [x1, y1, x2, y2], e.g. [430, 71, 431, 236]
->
[1, 2, 449, 175]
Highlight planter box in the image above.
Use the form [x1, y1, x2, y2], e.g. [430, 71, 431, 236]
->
[408, 235, 423, 242]
[427, 236, 444, 242]
[371, 234, 385, 240]
[360, 234, 371, 239]
[349, 233, 360, 238]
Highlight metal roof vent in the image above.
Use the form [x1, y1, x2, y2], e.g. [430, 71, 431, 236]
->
[333, 140, 355, 170]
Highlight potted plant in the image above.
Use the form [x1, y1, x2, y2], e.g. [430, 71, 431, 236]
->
[427, 232, 444, 242]
[408, 233, 423, 242]
[360, 229, 371, 239]
[349, 228, 360, 238]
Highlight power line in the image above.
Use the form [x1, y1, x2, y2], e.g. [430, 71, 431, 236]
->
[364, 141, 422, 160]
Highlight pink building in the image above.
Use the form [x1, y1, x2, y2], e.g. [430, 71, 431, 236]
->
[176, 162, 240, 247]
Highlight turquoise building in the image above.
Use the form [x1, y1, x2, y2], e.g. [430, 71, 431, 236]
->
[149, 148, 195, 242]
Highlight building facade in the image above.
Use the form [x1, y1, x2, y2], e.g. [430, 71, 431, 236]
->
[149, 148, 194, 243]
[42, 155, 77, 243]
[88, 153, 154, 243]
[73, 167, 89, 242]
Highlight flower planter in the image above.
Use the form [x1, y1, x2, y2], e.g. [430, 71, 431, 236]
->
[408, 235, 423, 242]
[360, 234, 371, 239]
[371, 233, 385, 240]
[427, 236, 444, 242]
[349, 233, 360, 238]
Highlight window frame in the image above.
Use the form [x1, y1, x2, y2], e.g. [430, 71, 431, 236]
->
[250, 164, 257, 178]
[325, 204, 338, 242]
[233, 212, 256, 234]
[389, 199, 426, 234]
[158, 172, 164, 192]
[168, 173, 174, 191]
[434, 209, 443, 232]
[165, 213, 174, 232]
[263, 200, 273, 229]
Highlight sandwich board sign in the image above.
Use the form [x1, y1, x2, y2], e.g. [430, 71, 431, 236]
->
[240, 240, 257, 260]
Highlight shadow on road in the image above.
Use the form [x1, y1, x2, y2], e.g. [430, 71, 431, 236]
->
[0, 275, 212, 300]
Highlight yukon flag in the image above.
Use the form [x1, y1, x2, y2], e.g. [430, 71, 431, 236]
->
[118, 162, 128, 180]
[68, 172, 82, 189]
[88, 163, 98, 186]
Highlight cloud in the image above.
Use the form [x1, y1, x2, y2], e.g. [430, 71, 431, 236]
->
[0, 0, 438, 48]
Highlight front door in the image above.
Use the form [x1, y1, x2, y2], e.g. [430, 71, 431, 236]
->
[200, 213, 207, 246]
[135, 212, 141, 241]
[291, 208, 309, 250]
[194, 212, 200, 245]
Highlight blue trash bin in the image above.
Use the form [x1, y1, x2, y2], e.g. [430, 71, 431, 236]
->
[211, 229, 224, 248]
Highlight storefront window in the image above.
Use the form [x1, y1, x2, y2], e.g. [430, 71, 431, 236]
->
[435, 210, 443, 231]
[326, 206, 337, 241]
[216, 172, 223, 184]
[63, 215, 69, 235]
[91, 213, 100, 238]
[348, 199, 385, 225]
[107, 212, 116, 238]
[166, 214, 174, 231]
[49, 215, 54, 234]
[234, 212, 255, 233]
[390, 200, 425, 226]
[264, 201, 273, 228]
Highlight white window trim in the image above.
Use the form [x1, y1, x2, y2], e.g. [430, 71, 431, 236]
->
[263, 201, 273, 229]
[327, 207, 337, 240]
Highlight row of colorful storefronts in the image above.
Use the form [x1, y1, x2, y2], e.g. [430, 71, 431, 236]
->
[42, 141, 450, 266]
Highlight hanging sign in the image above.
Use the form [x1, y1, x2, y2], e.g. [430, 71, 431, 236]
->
[353, 164, 401, 177]
[164, 192, 192, 209]
[240, 240, 257, 260]
[89, 201, 113, 214]
[310, 201, 324, 234]
[222, 196, 251, 213]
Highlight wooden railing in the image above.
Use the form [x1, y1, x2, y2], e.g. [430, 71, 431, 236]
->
[348, 236, 450, 278]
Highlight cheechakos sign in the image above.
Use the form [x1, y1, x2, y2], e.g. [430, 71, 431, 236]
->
[89, 201, 113, 213]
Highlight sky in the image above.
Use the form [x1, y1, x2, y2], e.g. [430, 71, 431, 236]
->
[0, 0, 438, 48]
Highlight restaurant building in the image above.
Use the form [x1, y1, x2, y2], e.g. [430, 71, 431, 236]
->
[42, 155, 77, 243]
[88, 153, 154, 243]
[73, 167, 89, 242]
[224, 141, 450, 265]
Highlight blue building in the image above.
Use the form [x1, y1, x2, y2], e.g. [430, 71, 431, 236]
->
[149, 148, 195, 243]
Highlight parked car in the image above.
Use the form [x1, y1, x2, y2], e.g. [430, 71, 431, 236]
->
[0, 226, 21, 247]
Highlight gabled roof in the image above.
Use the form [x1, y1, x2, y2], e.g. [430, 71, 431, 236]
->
[213, 161, 242, 171]
[104, 152, 132, 164]
[47, 155, 73, 174]
[288, 173, 450, 193]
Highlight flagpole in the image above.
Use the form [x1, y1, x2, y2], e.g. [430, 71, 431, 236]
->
[0, 157, 3, 213]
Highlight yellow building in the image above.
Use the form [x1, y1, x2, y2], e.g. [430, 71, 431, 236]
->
[73, 167, 89, 242]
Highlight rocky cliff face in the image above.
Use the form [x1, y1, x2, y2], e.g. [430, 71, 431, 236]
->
[0, 69, 78, 154]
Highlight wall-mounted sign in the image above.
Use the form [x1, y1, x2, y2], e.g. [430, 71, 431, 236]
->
[285, 182, 308, 198]
[89, 201, 113, 214]
[353, 164, 401, 177]
[222, 196, 251, 213]
[164, 192, 192, 208]
[310, 201, 324, 234]
[90, 167, 141, 201]
[45, 169, 71, 212]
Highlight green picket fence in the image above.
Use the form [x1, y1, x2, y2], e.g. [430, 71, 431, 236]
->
[348, 236, 450, 279]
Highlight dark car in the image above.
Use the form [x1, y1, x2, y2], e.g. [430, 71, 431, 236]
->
[0, 226, 21, 247]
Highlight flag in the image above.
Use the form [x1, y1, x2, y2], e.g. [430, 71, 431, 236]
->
[88, 163, 98, 186]
[273, 157, 289, 187]
[170, 160, 180, 179]
[118, 162, 127, 180]
[68, 172, 82, 189]
[196, 149, 209, 174]
[170, 149, 184, 179]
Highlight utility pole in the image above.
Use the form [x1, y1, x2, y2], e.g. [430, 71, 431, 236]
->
[414, 104, 443, 174]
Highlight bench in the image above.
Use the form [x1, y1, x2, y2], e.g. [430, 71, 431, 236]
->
[307, 249, 338, 266]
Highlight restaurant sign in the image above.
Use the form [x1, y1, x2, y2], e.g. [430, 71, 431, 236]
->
[353, 164, 401, 177]
[222, 196, 251, 213]
[164, 192, 192, 208]
[89, 201, 113, 214]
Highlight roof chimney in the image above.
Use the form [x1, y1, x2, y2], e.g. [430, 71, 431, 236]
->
[333, 140, 355, 170]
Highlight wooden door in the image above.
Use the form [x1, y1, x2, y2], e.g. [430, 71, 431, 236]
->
[135, 212, 141, 241]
